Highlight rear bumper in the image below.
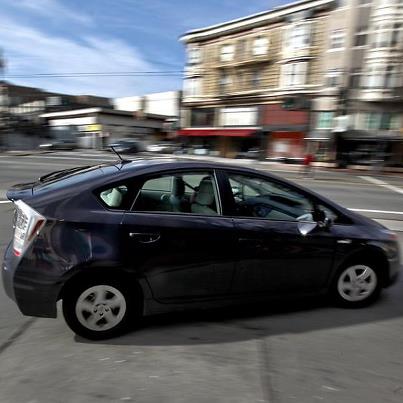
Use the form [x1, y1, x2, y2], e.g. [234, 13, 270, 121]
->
[2, 243, 58, 318]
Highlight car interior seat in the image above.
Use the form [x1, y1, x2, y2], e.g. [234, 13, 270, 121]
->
[191, 177, 217, 215]
[100, 187, 124, 208]
[170, 176, 186, 212]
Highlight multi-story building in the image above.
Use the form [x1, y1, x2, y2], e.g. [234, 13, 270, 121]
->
[114, 91, 182, 140]
[315, 0, 403, 165]
[179, 0, 403, 164]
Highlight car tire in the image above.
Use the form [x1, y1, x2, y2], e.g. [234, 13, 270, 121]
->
[331, 261, 382, 308]
[62, 277, 138, 340]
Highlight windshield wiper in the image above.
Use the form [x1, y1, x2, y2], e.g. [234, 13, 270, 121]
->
[38, 166, 93, 183]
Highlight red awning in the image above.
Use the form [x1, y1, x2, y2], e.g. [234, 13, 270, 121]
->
[177, 129, 256, 137]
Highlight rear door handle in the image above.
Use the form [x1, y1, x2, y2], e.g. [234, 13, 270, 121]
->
[129, 232, 161, 244]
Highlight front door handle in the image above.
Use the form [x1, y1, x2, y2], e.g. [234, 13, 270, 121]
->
[129, 232, 161, 244]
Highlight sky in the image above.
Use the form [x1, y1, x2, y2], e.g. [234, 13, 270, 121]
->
[0, 0, 288, 98]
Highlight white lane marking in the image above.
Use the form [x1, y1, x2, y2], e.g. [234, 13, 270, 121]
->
[0, 200, 11, 204]
[350, 208, 403, 215]
[358, 175, 403, 195]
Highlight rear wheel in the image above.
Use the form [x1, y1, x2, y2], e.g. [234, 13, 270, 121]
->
[332, 263, 381, 308]
[63, 278, 138, 340]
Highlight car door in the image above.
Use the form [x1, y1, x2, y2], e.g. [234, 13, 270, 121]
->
[120, 170, 236, 303]
[223, 171, 337, 296]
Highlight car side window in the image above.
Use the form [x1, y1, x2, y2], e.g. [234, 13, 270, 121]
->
[133, 172, 221, 215]
[228, 173, 315, 222]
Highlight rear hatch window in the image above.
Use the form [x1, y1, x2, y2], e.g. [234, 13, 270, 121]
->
[7, 164, 118, 201]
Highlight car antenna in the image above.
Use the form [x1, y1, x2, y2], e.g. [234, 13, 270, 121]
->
[110, 146, 129, 164]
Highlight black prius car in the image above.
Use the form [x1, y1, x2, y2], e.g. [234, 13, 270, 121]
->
[2, 159, 400, 339]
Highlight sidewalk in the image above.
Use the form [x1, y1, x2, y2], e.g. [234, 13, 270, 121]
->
[176, 153, 403, 176]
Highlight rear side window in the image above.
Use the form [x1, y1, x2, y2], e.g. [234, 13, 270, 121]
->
[133, 172, 221, 215]
[99, 185, 129, 208]
[96, 180, 137, 211]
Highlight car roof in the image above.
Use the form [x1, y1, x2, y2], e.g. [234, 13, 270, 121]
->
[115, 157, 260, 175]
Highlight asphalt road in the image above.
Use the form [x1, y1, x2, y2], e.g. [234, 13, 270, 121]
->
[0, 151, 402, 403]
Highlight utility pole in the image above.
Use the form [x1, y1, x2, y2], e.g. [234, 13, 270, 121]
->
[0, 49, 8, 150]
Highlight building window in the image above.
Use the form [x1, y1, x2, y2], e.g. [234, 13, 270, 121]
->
[326, 69, 342, 87]
[184, 78, 201, 97]
[350, 68, 362, 88]
[219, 70, 231, 93]
[188, 47, 201, 64]
[372, 24, 392, 48]
[365, 66, 383, 88]
[385, 65, 399, 88]
[220, 44, 235, 61]
[252, 36, 269, 55]
[391, 23, 403, 46]
[359, 112, 400, 130]
[284, 23, 311, 50]
[364, 65, 399, 88]
[316, 112, 334, 129]
[329, 29, 345, 49]
[354, 26, 368, 47]
[251, 67, 263, 87]
[190, 108, 215, 127]
[281, 62, 308, 87]
[220, 107, 258, 126]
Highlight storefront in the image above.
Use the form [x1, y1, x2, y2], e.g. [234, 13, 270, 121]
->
[305, 130, 335, 162]
[334, 130, 403, 167]
[177, 128, 260, 157]
[260, 104, 310, 158]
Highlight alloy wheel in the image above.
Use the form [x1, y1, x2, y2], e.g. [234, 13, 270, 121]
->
[75, 285, 127, 332]
[337, 265, 377, 302]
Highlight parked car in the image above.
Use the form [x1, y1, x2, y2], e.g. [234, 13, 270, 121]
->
[146, 142, 176, 154]
[108, 139, 145, 154]
[236, 147, 261, 159]
[191, 145, 210, 155]
[39, 138, 76, 150]
[2, 160, 400, 339]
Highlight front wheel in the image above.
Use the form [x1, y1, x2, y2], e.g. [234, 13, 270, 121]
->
[63, 279, 136, 340]
[332, 264, 382, 308]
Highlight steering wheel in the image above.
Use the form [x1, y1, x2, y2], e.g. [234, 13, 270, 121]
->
[252, 204, 272, 218]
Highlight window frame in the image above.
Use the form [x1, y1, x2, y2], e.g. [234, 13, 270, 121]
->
[94, 178, 140, 212]
[252, 35, 269, 56]
[283, 22, 312, 50]
[129, 169, 224, 217]
[220, 44, 235, 62]
[329, 29, 345, 50]
[219, 169, 351, 225]
[281, 62, 308, 87]
[316, 111, 335, 130]
[187, 46, 201, 64]
[184, 77, 202, 97]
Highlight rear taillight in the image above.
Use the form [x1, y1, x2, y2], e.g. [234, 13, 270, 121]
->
[13, 200, 46, 257]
